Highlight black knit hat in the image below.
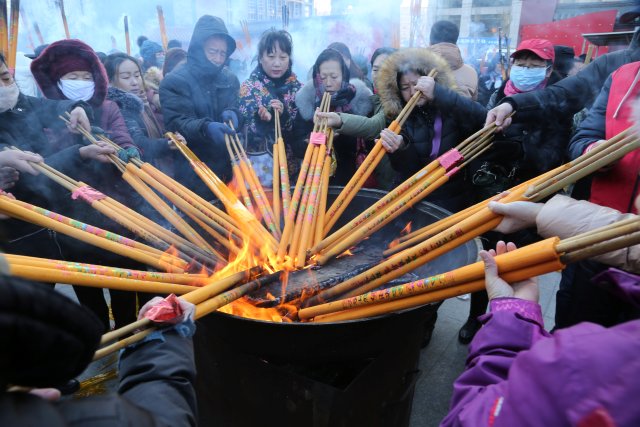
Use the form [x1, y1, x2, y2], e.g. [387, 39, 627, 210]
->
[0, 275, 103, 388]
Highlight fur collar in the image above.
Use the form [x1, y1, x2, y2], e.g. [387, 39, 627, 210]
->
[376, 48, 457, 119]
[295, 78, 373, 121]
[106, 86, 144, 114]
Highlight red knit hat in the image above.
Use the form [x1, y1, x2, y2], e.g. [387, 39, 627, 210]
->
[49, 55, 93, 81]
[511, 39, 555, 63]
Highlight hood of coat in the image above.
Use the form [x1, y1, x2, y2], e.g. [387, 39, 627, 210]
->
[187, 15, 236, 77]
[295, 78, 373, 121]
[429, 43, 463, 70]
[30, 39, 108, 107]
[376, 47, 457, 119]
[107, 86, 144, 115]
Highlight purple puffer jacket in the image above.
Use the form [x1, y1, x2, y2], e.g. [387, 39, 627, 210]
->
[441, 268, 640, 427]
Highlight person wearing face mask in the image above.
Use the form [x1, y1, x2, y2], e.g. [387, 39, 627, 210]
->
[31, 40, 147, 331]
[238, 29, 303, 184]
[140, 40, 165, 73]
[160, 15, 241, 198]
[412, 38, 572, 344]
[104, 53, 184, 177]
[293, 48, 373, 185]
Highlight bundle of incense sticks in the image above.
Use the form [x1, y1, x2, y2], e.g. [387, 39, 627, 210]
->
[8, 147, 219, 272]
[0, 191, 187, 273]
[276, 92, 335, 267]
[300, 217, 640, 322]
[273, 109, 291, 226]
[225, 123, 280, 238]
[0, 1, 8, 59]
[322, 69, 439, 237]
[240, 19, 251, 49]
[311, 118, 496, 265]
[60, 114, 249, 255]
[124, 15, 131, 55]
[58, 0, 70, 38]
[7, 0, 18, 70]
[304, 128, 640, 307]
[4, 253, 202, 294]
[93, 267, 276, 360]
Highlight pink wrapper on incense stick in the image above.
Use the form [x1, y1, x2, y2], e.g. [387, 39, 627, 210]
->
[72, 185, 107, 204]
[438, 149, 462, 171]
[310, 132, 327, 146]
[140, 294, 195, 324]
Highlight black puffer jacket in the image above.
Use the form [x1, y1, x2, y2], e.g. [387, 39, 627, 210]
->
[159, 15, 240, 197]
[502, 29, 640, 123]
[431, 78, 570, 198]
[377, 48, 475, 213]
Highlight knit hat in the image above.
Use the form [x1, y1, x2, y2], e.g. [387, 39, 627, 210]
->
[140, 40, 163, 63]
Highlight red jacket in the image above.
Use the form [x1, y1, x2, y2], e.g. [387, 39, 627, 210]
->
[590, 61, 640, 213]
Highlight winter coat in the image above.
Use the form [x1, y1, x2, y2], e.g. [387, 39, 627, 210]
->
[0, 94, 94, 248]
[0, 330, 197, 427]
[107, 87, 174, 175]
[428, 76, 569, 203]
[160, 15, 240, 197]
[569, 61, 640, 214]
[335, 94, 386, 141]
[30, 39, 136, 149]
[429, 43, 478, 100]
[376, 47, 474, 213]
[441, 270, 640, 427]
[294, 78, 373, 185]
[239, 65, 302, 148]
[501, 31, 640, 123]
[535, 195, 640, 273]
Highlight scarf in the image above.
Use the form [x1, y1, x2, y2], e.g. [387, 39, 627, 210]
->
[503, 78, 548, 96]
[313, 76, 357, 113]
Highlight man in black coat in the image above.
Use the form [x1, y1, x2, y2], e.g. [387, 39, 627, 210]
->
[160, 15, 241, 198]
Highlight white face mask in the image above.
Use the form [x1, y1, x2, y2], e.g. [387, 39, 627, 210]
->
[0, 82, 20, 112]
[57, 79, 95, 101]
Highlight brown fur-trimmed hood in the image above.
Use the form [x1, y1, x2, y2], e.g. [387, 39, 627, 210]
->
[376, 48, 457, 119]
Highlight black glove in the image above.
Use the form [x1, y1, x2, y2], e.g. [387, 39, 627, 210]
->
[221, 110, 239, 130]
[206, 122, 235, 146]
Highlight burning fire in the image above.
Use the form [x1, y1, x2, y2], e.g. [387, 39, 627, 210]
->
[387, 221, 413, 249]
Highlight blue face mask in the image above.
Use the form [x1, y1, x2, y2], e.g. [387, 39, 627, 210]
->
[509, 65, 547, 91]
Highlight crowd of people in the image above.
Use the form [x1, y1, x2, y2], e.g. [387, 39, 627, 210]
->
[0, 8, 639, 426]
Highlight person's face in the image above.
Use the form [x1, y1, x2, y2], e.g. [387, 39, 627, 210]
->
[512, 54, 552, 79]
[318, 60, 343, 93]
[60, 71, 93, 81]
[204, 37, 228, 66]
[114, 59, 144, 96]
[399, 71, 426, 107]
[260, 42, 290, 79]
[0, 62, 14, 87]
[371, 54, 389, 88]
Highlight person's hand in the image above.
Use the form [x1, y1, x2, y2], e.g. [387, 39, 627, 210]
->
[221, 110, 239, 130]
[415, 76, 435, 101]
[168, 132, 187, 150]
[117, 147, 141, 163]
[585, 140, 616, 171]
[485, 103, 514, 131]
[29, 388, 62, 401]
[481, 241, 539, 302]
[315, 111, 343, 128]
[270, 99, 284, 114]
[488, 200, 543, 234]
[379, 128, 404, 153]
[79, 142, 116, 163]
[67, 106, 91, 134]
[0, 150, 43, 175]
[0, 167, 19, 189]
[206, 122, 235, 146]
[258, 105, 272, 121]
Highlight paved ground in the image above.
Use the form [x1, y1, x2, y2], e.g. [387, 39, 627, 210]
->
[409, 272, 560, 427]
[56, 272, 561, 425]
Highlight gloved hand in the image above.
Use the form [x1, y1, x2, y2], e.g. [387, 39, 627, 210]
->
[117, 146, 142, 162]
[206, 121, 234, 146]
[221, 110, 239, 130]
